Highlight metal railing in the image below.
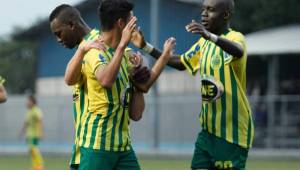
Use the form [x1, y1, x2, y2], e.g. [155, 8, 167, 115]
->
[1, 94, 300, 154]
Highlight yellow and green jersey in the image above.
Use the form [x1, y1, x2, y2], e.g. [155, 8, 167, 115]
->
[180, 29, 254, 148]
[78, 43, 134, 152]
[26, 106, 43, 139]
[70, 29, 99, 165]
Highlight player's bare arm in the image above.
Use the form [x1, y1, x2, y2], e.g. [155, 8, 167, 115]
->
[186, 20, 244, 58]
[131, 37, 176, 93]
[95, 17, 137, 88]
[65, 37, 106, 85]
[131, 29, 185, 71]
[129, 89, 145, 121]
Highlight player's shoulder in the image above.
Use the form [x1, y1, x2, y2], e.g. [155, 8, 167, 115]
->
[31, 106, 42, 116]
[34, 106, 42, 112]
[226, 29, 245, 40]
[85, 49, 107, 62]
[197, 37, 206, 45]
[187, 38, 203, 51]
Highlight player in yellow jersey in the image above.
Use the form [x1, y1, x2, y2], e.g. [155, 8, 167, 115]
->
[20, 95, 44, 170]
[0, 76, 7, 103]
[132, 0, 254, 169]
[49, 5, 105, 169]
[49, 3, 161, 170]
[69, 0, 175, 169]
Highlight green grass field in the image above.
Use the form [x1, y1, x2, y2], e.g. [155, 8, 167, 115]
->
[0, 155, 299, 170]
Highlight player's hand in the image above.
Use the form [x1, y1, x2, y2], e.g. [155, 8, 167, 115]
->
[162, 37, 176, 60]
[129, 65, 151, 84]
[185, 20, 210, 39]
[129, 52, 151, 83]
[79, 36, 106, 53]
[120, 17, 137, 47]
[131, 27, 146, 49]
[129, 51, 143, 66]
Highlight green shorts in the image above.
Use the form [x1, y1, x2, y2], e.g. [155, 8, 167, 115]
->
[191, 130, 249, 170]
[70, 164, 79, 170]
[78, 147, 140, 170]
[26, 137, 39, 146]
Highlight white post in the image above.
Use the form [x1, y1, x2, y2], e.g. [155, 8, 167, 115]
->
[266, 56, 279, 148]
[150, 0, 160, 149]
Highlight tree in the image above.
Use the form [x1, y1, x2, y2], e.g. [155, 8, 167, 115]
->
[0, 41, 37, 94]
[232, 0, 300, 33]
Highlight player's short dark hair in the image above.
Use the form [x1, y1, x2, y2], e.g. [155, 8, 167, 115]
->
[49, 4, 82, 24]
[98, 0, 134, 31]
[28, 95, 37, 105]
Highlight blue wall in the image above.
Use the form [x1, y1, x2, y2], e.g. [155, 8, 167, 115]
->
[37, 0, 200, 77]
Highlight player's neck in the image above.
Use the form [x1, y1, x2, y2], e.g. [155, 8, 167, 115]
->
[80, 25, 92, 41]
[213, 23, 230, 35]
[101, 30, 122, 50]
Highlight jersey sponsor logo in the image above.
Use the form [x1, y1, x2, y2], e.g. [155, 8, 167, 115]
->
[201, 75, 224, 102]
[210, 54, 222, 69]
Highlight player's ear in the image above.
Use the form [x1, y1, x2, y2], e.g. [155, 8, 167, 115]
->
[68, 20, 76, 30]
[224, 11, 231, 20]
[116, 18, 126, 29]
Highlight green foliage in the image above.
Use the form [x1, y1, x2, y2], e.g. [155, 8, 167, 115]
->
[0, 40, 36, 94]
[232, 0, 300, 33]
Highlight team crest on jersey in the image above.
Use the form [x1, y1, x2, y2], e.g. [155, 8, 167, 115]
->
[210, 54, 222, 69]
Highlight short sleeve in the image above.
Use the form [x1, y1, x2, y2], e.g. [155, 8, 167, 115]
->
[228, 32, 246, 59]
[85, 49, 109, 74]
[180, 40, 202, 76]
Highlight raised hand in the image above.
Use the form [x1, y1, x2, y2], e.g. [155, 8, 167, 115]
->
[120, 17, 137, 47]
[162, 37, 176, 59]
[79, 36, 106, 53]
[185, 20, 210, 39]
[129, 51, 143, 67]
[129, 52, 150, 84]
[131, 27, 146, 49]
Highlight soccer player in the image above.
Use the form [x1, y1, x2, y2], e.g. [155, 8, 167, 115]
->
[133, 0, 254, 169]
[49, 5, 102, 169]
[20, 95, 44, 170]
[75, 0, 174, 169]
[0, 76, 7, 103]
[49, 3, 155, 170]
